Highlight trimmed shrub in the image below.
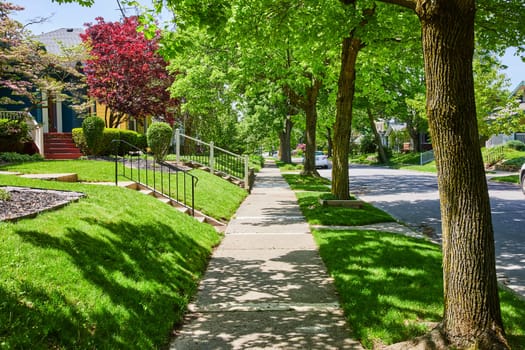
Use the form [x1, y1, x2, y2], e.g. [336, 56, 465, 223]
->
[0, 119, 30, 153]
[97, 129, 121, 156]
[136, 133, 147, 150]
[505, 140, 525, 152]
[0, 152, 43, 163]
[82, 116, 105, 155]
[72, 128, 146, 156]
[147, 122, 172, 162]
[118, 129, 140, 154]
[72, 128, 88, 155]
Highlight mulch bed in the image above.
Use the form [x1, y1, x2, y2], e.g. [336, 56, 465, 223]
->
[0, 186, 85, 222]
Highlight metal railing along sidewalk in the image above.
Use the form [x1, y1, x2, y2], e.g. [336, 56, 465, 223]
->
[112, 139, 197, 216]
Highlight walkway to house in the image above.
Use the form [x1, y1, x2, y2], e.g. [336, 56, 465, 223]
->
[169, 161, 363, 349]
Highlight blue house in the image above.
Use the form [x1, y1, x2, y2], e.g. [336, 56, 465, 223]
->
[1, 28, 87, 158]
[31, 28, 86, 134]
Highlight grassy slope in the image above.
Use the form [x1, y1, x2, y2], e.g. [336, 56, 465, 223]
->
[0, 170, 229, 348]
[0, 160, 247, 220]
[280, 170, 525, 349]
[0, 160, 119, 182]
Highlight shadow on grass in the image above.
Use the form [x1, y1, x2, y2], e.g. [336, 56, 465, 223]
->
[281, 173, 331, 192]
[315, 229, 525, 349]
[314, 229, 443, 348]
[296, 191, 395, 226]
[499, 291, 525, 349]
[7, 218, 215, 349]
[0, 281, 114, 349]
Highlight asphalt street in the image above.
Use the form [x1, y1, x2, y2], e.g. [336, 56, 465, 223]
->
[318, 165, 525, 298]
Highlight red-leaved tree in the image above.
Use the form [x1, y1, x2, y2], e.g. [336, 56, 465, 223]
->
[81, 16, 178, 128]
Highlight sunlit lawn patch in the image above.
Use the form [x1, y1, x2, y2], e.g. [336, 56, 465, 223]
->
[0, 175, 222, 349]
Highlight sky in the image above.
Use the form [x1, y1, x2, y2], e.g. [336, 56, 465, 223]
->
[12, 0, 168, 32]
[11, 0, 525, 89]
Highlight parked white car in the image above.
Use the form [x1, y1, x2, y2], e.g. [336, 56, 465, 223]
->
[520, 163, 525, 194]
[315, 151, 329, 169]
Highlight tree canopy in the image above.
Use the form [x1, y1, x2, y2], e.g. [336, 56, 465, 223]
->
[52, 0, 525, 348]
[81, 16, 178, 128]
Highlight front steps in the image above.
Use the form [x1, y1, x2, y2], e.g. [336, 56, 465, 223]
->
[44, 133, 82, 160]
[123, 182, 227, 232]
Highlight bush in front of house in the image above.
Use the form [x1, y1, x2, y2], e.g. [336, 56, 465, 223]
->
[82, 116, 105, 155]
[72, 128, 88, 155]
[72, 128, 147, 156]
[98, 129, 145, 155]
[147, 122, 172, 162]
[505, 140, 525, 152]
[0, 119, 30, 153]
[0, 152, 43, 163]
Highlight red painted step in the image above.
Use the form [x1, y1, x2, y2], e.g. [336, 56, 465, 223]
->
[44, 133, 83, 160]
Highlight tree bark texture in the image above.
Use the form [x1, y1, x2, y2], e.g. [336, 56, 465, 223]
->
[301, 78, 322, 177]
[326, 126, 333, 158]
[279, 116, 293, 164]
[416, 0, 508, 347]
[407, 117, 422, 152]
[367, 106, 388, 163]
[332, 36, 362, 200]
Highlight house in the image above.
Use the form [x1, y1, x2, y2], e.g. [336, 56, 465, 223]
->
[0, 28, 87, 158]
[485, 80, 525, 148]
[31, 28, 86, 135]
[375, 119, 431, 152]
[1, 26, 154, 158]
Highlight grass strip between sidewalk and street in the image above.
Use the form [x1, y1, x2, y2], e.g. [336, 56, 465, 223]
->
[280, 170, 525, 349]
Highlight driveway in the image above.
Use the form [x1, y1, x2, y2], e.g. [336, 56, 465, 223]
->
[319, 165, 525, 298]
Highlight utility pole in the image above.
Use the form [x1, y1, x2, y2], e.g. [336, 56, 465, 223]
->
[116, 0, 127, 18]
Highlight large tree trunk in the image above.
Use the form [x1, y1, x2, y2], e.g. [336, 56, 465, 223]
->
[417, 0, 508, 347]
[279, 116, 293, 164]
[301, 78, 322, 177]
[406, 115, 422, 152]
[366, 106, 388, 163]
[326, 126, 333, 158]
[332, 36, 362, 200]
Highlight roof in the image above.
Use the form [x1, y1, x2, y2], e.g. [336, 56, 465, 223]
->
[385, 123, 407, 136]
[34, 28, 84, 55]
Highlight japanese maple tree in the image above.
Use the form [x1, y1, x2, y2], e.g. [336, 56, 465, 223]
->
[81, 16, 177, 128]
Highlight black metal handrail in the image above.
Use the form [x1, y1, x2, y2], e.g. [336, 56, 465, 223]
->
[174, 129, 249, 186]
[111, 139, 198, 216]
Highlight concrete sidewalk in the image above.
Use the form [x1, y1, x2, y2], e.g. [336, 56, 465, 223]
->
[170, 161, 363, 349]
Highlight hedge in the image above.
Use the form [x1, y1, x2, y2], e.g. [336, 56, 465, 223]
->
[72, 128, 147, 156]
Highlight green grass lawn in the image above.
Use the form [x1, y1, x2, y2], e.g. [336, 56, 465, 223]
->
[351, 145, 525, 174]
[282, 173, 395, 226]
[0, 159, 120, 182]
[191, 169, 247, 220]
[0, 159, 247, 220]
[0, 174, 223, 349]
[313, 228, 525, 349]
[490, 174, 520, 184]
[280, 169, 525, 349]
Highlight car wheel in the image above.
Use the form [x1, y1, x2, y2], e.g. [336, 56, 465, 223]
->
[522, 173, 525, 195]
